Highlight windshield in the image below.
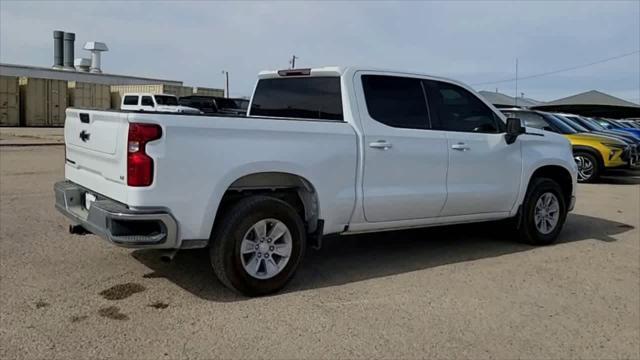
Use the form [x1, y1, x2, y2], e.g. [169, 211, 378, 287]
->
[570, 116, 601, 131]
[216, 98, 238, 109]
[555, 115, 589, 132]
[616, 120, 638, 129]
[598, 119, 622, 129]
[542, 114, 577, 134]
[583, 117, 607, 130]
[155, 95, 179, 106]
[625, 122, 640, 129]
[235, 99, 249, 110]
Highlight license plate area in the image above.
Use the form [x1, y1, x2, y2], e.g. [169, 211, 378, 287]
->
[84, 192, 96, 210]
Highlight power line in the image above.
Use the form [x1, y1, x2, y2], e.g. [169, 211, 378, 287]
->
[472, 50, 640, 86]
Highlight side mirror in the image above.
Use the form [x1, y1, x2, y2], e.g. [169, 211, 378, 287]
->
[505, 117, 525, 144]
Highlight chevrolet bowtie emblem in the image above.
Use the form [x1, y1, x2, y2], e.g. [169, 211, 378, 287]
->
[79, 130, 90, 142]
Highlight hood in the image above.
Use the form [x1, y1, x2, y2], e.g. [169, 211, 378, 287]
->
[615, 128, 640, 139]
[566, 133, 627, 146]
[592, 131, 640, 145]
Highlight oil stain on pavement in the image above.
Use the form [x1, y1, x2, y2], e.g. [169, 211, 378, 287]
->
[98, 306, 129, 321]
[99, 283, 146, 300]
[147, 301, 169, 309]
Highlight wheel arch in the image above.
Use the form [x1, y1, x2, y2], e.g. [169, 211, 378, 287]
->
[210, 171, 321, 241]
[528, 165, 574, 206]
[572, 145, 604, 169]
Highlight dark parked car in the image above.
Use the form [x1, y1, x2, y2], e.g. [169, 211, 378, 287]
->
[179, 96, 249, 116]
[179, 96, 218, 114]
[214, 97, 249, 116]
[594, 118, 640, 139]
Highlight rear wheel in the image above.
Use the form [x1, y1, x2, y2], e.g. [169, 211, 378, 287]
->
[210, 196, 306, 296]
[517, 177, 568, 245]
[574, 151, 599, 183]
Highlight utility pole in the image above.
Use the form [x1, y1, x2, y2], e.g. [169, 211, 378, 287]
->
[221, 70, 229, 98]
[289, 55, 299, 69]
[515, 58, 519, 107]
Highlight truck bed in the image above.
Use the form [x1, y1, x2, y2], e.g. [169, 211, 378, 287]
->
[63, 107, 358, 244]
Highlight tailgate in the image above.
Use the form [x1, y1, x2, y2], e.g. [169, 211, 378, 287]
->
[64, 109, 129, 203]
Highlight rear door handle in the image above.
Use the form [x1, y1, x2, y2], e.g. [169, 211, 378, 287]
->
[369, 140, 392, 150]
[451, 143, 471, 151]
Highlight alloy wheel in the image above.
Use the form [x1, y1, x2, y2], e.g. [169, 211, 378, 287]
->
[574, 155, 594, 182]
[534, 192, 560, 235]
[240, 218, 293, 280]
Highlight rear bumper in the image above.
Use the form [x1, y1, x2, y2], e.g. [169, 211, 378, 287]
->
[54, 181, 178, 249]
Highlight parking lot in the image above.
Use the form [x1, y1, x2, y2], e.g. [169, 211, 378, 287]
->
[1, 144, 639, 359]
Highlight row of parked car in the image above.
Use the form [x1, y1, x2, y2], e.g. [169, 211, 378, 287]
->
[119, 93, 249, 116]
[500, 109, 640, 182]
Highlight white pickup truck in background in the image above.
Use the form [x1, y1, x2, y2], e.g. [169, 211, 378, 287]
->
[120, 93, 202, 114]
[55, 66, 577, 296]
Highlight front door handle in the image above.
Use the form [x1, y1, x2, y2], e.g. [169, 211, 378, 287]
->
[451, 143, 471, 151]
[369, 140, 393, 150]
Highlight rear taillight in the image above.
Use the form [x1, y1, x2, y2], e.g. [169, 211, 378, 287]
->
[127, 123, 162, 187]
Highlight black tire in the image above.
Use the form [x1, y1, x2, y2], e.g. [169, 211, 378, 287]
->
[517, 177, 568, 245]
[574, 151, 600, 183]
[210, 195, 306, 296]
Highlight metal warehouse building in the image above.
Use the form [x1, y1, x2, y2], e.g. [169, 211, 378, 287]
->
[0, 63, 183, 86]
[532, 90, 640, 119]
[0, 31, 223, 127]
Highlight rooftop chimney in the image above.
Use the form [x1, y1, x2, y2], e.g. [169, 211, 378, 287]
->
[63, 32, 75, 71]
[52, 30, 64, 69]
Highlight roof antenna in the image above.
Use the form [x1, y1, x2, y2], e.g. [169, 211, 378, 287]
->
[515, 58, 519, 107]
[289, 55, 299, 69]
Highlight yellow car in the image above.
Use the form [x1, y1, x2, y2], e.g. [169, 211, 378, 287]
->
[564, 133, 627, 182]
[501, 109, 629, 182]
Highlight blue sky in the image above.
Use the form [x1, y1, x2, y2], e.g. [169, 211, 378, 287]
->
[1, 0, 638, 102]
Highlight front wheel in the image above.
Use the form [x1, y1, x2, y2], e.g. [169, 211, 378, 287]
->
[517, 177, 568, 245]
[210, 196, 306, 296]
[574, 151, 599, 183]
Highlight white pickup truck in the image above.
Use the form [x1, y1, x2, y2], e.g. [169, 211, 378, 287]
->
[120, 93, 202, 114]
[55, 66, 577, 296]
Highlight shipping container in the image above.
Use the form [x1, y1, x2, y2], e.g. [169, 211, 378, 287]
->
[110, 84, 193, 109]
[68, 81, 110, 109]
[0, 76, 20, 127]
[193, 86, 224, 97]
[19, 77, 67, 127]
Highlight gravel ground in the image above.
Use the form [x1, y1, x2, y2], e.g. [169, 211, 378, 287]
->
[1, 145, 639, 359]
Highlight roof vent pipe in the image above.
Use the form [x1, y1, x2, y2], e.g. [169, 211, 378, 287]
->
[84, 41, 108, 73]
[74, 58, 91, 72]
[52, 30, 64, 69]
[63, 32, 75, 71]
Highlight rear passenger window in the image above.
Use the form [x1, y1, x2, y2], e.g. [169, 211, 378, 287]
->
[141, 96, 154, 106]
[361, 75, 429, 129]
[123, 96, 138, 106]
[426, 81, 502, 133]
[250, 77, 343, 121]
